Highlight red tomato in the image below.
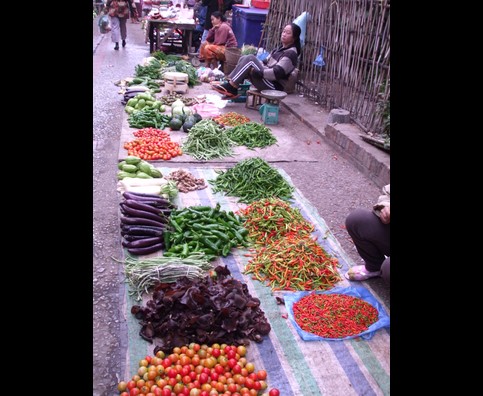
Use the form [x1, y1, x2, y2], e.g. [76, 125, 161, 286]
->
[256, 370, 267, 380]
[269, 389, 280, 396]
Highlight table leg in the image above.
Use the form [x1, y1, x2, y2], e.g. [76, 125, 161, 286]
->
[187, 30, 193, 53]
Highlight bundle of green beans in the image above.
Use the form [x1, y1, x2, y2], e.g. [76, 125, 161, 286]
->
[209, 157, 295, 203]
[120, 253, 212, 301]
[182, 120, 235, 160]
[226, 122, 277, 149]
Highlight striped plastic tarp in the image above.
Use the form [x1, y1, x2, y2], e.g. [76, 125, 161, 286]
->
[119, 166, 390, 396]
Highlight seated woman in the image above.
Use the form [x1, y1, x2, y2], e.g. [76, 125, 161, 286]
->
[199, 11, 238, 69]
[212, 23, 301, 98]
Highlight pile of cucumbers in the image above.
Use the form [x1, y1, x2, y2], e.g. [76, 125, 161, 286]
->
[118, 156, 163, 180]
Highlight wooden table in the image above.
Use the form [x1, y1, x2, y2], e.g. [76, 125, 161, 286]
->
[146, 18, 196, 54]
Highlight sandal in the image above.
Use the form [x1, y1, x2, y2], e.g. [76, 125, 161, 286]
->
[344, 265, 380, 281]
[211, 82, 239, 99]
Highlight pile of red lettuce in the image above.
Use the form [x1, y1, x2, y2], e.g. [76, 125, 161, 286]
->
[131, 265, 271, 352]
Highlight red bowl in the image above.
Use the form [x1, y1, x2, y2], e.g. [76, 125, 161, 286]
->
[251, 0, 270, 9]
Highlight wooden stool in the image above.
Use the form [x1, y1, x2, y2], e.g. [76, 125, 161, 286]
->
[163, 72, 189, 94]
[245, 90, 281, 110]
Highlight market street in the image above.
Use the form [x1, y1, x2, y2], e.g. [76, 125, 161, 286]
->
[93, 15, 389, 396]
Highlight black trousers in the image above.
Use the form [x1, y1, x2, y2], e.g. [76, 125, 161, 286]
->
[345, 208, 390, 283]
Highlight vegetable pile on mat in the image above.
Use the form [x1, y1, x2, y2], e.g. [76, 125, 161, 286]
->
[119, 191, 176, 256]
[120, 252, 212, 300]
[164, 204, 250, 261]
[226, 122, 278, 149]
[182, 120, 235, 160]
[131, 265, 271, 352]
[209, 157, 294, 203]
[239, 197, 341, 291]
[293, 293, 379, 338]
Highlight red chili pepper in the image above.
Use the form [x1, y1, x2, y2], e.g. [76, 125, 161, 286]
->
[293, 294, 378, 338]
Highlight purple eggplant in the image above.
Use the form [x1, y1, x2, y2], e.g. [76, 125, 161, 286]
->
[123, 234, 159, 242]
[122, 237, 164, 248]
[120, 203, 168, 223]
[120, 216, 165, 227]
[124, 199, 166, 215]
[123, 191, 173, 205]
[121, 226, 164, 237]
[127, 242, 165, 256]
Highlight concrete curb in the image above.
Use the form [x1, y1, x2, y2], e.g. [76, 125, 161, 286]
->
[280, 94, 390, 188]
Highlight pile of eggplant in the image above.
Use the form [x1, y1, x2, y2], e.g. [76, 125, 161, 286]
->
[121, 85, 152, 106]
[120, 191, 176, 256]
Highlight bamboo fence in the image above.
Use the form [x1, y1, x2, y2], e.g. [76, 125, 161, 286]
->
[260, 0, 390, 136]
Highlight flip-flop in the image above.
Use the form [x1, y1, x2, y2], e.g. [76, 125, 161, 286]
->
[211, 84, 240, 99]
[344, 265, 381, 281]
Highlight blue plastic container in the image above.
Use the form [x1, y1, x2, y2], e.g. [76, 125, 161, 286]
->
[259, 103, 279, 125]
[231, 6, 268, 48]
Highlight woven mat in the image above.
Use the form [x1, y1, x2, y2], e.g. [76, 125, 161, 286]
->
[119, 166, 390, 395]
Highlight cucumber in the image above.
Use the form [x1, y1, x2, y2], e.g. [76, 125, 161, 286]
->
[135, 171, 153, 179]
[137, 161, 152, 174]
[125, 156, 141, 165]
[117, 171, 136, 180]
[126, 98, 138, 107]
[148, 167, 163, 178]
[122, 164, 138, 173]
[131, 77, 145, 84]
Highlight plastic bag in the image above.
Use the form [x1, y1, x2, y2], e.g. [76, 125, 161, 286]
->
[284, 286, 390, 341]
[98, 15, 111, 34]
[293, 11, 310, 48]
[313, 46, 325, 67]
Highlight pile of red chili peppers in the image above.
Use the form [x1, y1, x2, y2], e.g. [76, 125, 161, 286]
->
[239, 198, 341, 291]
[293, 293, 379, 338]
[238, 198, 314, 245]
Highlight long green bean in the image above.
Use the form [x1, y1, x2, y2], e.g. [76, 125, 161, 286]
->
[208, 157, 295, 203]
[182, 120, 235, 160]
[115, 253, 212, 300]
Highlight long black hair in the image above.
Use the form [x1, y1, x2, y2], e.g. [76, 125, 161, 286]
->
[291, 23, 302, 55]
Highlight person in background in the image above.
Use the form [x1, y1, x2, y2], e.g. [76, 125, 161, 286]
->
[212, 23, 301, 98]
[127, 0, 137, 23]
[193, 0, 207, 53]
[104, 0, 136, 50]
[200, 0, 233, 52]
[95, 0, 105, 14]
[344, 184, 390, 284]
[133, 0, 143, 21]
[199, 11, 237, 69]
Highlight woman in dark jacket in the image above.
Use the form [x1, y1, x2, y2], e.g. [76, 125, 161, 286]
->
[212, 23, 301, 98]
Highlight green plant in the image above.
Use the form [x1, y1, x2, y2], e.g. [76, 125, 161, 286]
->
[376, 80, 390, 148]
[241, 45, 257, 56]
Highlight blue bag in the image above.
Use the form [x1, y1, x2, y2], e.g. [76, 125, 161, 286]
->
[313, 46, 325, 67]
[98, 15, 111, 34]
[284, 286, 390, 341]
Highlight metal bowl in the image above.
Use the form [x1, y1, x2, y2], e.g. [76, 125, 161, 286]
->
[260, 89, 287, 100]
